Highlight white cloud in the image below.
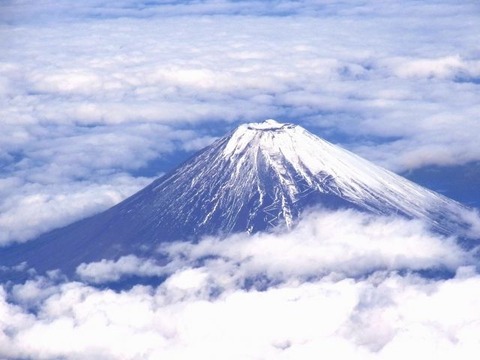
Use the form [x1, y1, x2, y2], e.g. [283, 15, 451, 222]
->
[73, 209, 472, 286]
[0, 207, 479, 359]
[0, 174, 151, 246]
[391, 55, 478, 80]
[459, 208, 480, 239]
[77, 255, 166, 283]
[163, 210, 469, 284]
[0, 121, 219, 245]
[2, 269, 480, 359]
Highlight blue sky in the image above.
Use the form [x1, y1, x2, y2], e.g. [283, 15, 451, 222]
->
[1, 1, 480, 358]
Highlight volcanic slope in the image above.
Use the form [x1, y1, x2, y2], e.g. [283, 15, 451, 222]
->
[0, 120, 471, 275]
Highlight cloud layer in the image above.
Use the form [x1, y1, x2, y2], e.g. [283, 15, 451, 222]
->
[1, 209, 480, 359]
[1, 2, 479, 357]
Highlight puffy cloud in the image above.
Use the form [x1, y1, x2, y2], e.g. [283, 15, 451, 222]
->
[0, 122, 216, 245]
[73, 210, 473, 286]
[0, 174, 151, 246]
[1, 257, 480, 358]
[163, 210, 469, 284]
[76, 255, 166, 284]
[459, 208, 480, 239]
[2, 1, 479, 165]
[391, 56, 476, 80]
[0, 208, 479, 358]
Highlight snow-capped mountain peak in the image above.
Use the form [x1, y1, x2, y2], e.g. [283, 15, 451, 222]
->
[0, 119, 472, 275]
[135, 119, 467, 239]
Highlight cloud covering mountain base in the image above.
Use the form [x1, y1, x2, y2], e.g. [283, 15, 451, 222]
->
[1, 209, 480, 359]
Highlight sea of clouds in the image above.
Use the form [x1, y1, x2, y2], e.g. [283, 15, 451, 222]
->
[2, 209, 480, 359]
[1, 1, 480, 358]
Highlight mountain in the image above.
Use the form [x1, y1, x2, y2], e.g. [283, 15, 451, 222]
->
[0, 120, 472, 277]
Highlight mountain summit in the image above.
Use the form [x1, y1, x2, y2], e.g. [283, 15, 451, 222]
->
[0, 120, 472, 275]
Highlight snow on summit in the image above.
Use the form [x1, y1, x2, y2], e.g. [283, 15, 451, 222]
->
[222, 119, 467, 231]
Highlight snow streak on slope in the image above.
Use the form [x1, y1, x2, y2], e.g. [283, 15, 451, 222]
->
[117, 119, 467, 240]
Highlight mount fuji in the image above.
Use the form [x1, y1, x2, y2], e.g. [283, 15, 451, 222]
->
[0, 120, 473, 277]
